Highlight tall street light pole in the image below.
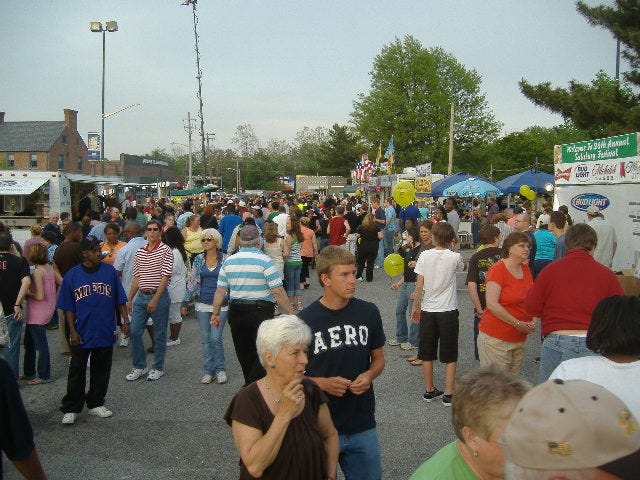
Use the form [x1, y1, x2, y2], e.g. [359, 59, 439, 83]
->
[90, 20, 118, 176]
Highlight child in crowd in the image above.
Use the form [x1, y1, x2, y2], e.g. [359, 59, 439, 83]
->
[411, 222, 464, 407]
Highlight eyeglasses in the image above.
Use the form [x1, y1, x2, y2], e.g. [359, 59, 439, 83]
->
[202, 238, 215, 242]
[146, 227, 159, 231]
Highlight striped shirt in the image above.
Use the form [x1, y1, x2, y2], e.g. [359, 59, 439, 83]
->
[285, 238, 302, 266]
[217, 247, 282, 302]
[132, 241, 173, 290]
[495, 221, 513, 248]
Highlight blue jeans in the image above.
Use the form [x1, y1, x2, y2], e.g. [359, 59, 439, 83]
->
[2, 315, 23, 378]
[130, 290, 170, 371]
[395, 282, 418, 346]
[23, 324, 51, 381]
[338, 427, 382, 480]
[539, 334, 593, 383]
[383, 228, 395, 257]
[284, 264, 302, 297]
[196, 309, 227, 376]
[375, 240, 385, 268]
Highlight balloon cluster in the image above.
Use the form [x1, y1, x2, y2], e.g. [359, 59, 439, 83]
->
[519, 185, 536, 201]
[392, 181, 416, 207]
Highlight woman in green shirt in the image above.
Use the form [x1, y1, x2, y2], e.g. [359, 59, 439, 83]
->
[410, 366, 530, 480]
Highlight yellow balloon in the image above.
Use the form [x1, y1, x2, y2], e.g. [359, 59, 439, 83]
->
[355, 189, 361, 196]
[519, 185, 530, 196]
[392, 181, 416, 207]
[526, 190, 536, 201]
[383, 253, 404, 277]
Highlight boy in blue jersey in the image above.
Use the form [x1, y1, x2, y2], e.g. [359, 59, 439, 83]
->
[57, 236, 128, 425]
[298, 246, 386, 480]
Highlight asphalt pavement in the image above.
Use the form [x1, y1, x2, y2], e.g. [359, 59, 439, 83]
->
[4, 247, 542, 480]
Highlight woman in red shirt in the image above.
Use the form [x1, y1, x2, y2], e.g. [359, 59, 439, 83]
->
[477, 232, 536, 374]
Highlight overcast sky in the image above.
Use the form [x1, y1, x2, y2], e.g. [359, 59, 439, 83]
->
[1, 1, 621, 161]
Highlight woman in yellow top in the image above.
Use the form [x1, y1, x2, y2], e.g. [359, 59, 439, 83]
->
[182, 214, 203, 264]
[100, 222, 126, 266]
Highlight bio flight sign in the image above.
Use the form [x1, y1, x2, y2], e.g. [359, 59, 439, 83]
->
[554, 132, 640, 185]
[570, 193, 610, 212]
[556, 133, 639, 164]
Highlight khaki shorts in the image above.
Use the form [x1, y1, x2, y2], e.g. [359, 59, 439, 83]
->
[477, 331, 525, 375]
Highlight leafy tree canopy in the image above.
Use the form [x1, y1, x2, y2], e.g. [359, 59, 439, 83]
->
[577, 0, 640, 88]
[352, 35, 501, 172]
[520, 1, 640, 139]
[318, 124, 365, 177]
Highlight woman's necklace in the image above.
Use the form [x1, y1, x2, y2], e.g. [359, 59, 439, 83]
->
[263, 377, 281, 404]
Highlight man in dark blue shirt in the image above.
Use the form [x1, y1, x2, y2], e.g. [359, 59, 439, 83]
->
[298, 246, 385, 480]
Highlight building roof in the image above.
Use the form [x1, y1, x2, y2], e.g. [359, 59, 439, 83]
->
[0, 121, 65, 152]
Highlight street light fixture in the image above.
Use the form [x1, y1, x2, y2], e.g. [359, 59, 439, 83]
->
[90, 20, 118, 176]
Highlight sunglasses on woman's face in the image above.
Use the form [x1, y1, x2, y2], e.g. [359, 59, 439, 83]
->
[202, 238, 214, 242]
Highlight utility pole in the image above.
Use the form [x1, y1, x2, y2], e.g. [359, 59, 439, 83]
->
[184, 113, 195, 189]
[182, 0, 208, 184]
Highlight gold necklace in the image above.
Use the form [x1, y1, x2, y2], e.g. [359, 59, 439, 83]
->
[263, 377, 281, 404]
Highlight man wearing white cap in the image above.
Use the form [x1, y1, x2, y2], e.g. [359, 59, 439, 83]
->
[502, 378, 640, 479]
[586, 205, 617, 268]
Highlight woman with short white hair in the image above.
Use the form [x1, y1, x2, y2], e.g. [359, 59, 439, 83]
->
[225, 315, 338, 480]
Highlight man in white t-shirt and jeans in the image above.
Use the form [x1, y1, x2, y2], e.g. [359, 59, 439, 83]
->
[411, 222, 464, 407]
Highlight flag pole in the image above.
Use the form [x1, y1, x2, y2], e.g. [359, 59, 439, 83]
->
[447, 103, 454, 175]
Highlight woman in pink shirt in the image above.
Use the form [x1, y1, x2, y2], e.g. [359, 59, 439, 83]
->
[24, 243, 62, 384]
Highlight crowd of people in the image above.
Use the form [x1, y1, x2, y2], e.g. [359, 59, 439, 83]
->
[0, 188, 637, 480]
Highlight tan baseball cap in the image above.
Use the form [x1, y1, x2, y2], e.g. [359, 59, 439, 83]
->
[502, 379, 640, 477]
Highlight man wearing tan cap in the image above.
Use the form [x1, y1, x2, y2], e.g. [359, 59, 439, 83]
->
[502, 378, 640, 479]
[586, 205, 617, 268]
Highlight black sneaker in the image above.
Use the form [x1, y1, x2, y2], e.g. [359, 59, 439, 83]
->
[442, 394, 453, 407]
[422, 388, 444, 402]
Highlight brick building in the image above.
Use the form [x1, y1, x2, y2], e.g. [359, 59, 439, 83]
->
[0, 109, 89, 173]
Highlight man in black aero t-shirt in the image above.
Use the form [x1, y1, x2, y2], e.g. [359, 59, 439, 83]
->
[298, 246, 386, 480]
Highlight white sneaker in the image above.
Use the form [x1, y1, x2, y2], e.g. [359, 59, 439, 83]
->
[216, 371, 228, 384]
[62, 412, 77, 425]
[119, 334, 129, 347]
[147, 369, 164, 381]
[387, 339, 401, 346]
[201, 374, 213, 384]
[125, 367, 149, 381]
[166, 338, 181, 347]
[88, 406, 113, 418]
[356, 277, 364, 282]
[400, 342, 417, 350]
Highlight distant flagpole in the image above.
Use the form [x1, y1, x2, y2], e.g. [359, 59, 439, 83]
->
[384, 135, 394, 174]
[447, 103, 454, 175]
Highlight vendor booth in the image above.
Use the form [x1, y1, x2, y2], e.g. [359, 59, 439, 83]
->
[553, 132, 640, 271]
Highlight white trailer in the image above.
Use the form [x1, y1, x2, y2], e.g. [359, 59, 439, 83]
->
[553, 132, 640, 271]
[0, 170, 71, 229]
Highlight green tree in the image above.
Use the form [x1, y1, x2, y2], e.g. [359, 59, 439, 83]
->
[486, 124, 588, 179]
[318, 124, 364, 177]
[291, 126, 329, 175]
[520, 1, 640, 138]
[577, 0, 640, 88]
[520, 71, 640, 138]
[352, 35, 501, 172]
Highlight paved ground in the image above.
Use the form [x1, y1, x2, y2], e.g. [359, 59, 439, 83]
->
[4, 248, 542, 479]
